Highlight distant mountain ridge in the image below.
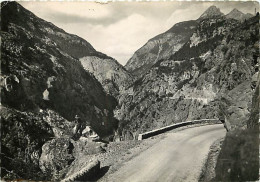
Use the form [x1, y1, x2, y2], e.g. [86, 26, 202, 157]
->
[124, 5, 255, 78]
[1, 1, 113, 60]
[125, 20, 198, 78]
[226, 8, 253, 21]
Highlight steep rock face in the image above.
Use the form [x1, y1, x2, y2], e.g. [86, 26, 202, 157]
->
[80, 56, 133, 97]
[1, 2, 118, 180]
[116, 15, 259, 138]
[125, 20, 198, 78]
[226, 8, 253, 22]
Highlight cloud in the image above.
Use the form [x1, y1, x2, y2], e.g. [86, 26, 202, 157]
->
[58, 13, 165, 65]
[20, 1, 127, 26]
[43, 11, 126, 26]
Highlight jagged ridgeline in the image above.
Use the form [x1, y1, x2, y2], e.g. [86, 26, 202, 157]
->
[117, 6, 259, 138]
[1, 1, 119, 180]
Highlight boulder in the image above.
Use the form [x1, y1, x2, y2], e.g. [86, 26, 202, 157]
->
[39, 138, 75, 180]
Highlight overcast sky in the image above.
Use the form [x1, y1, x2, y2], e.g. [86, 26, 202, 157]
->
[20, 1, 258, 65]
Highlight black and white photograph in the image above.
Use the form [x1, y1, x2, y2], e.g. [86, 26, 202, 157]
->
[0, 0, 259, 181]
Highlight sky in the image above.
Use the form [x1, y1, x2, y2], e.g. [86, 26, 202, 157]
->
[20, 1, 258, 66]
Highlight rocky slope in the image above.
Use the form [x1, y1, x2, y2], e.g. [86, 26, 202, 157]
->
[125, 20, 198, 78]
[124, 6, 255, 80]
[1, 2, 119, 180]
[80, 56, 133, 97]
[116, 8, 259, 138]
[124, 6, 226, 78]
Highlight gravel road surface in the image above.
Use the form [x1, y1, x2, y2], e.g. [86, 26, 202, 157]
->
[102, 124, 226, 182]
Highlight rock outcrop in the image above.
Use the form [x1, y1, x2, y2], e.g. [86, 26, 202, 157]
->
[80, 56, 133, 97]
[40, 136, 103, 181]
[39, 138, 75, 180]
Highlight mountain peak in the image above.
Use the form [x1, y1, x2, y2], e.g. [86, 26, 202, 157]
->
[199, 5, 224, 20]
[227, 8, 244, 17]
[2, 1, 27, 14]
[226, 8, 253, 21]
[231, 8, 242, 13]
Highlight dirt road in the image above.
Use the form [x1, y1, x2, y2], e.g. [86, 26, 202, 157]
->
[102, 124, 226, 182]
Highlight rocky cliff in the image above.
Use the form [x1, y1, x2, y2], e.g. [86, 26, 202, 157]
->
[80, 56, 133, 97]
[1, 2, 118, 180]
[125, 20, 198, 78]
[116, 8, 259, 138]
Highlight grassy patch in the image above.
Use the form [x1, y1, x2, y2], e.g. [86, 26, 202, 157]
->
[214, 128, 259, 181]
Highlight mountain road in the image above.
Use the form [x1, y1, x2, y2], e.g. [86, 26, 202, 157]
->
[102, 124, 226, 182]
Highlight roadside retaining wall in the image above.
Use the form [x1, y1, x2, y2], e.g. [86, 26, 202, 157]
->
[138, 119, 221, 140]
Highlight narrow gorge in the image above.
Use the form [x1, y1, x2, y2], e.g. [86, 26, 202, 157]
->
[1, 2, 258, 181]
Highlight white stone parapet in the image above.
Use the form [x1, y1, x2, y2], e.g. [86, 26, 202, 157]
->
[138, 119, 220, 140]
